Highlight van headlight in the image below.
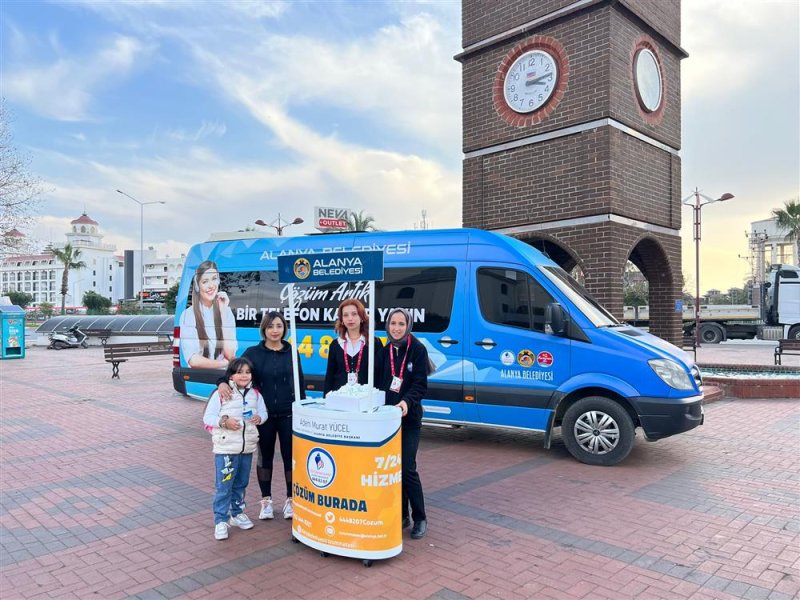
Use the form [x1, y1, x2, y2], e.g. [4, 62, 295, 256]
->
[648, 359, 694, 390]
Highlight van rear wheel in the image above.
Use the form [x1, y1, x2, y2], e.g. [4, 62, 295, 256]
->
[562, 397, 635, 466]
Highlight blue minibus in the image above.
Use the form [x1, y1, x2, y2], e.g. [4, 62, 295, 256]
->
[172, 228, 703, 466]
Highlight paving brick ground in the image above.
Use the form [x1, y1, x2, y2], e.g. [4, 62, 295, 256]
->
[693, 340, 799, 368]
[1, 347, 798, 599]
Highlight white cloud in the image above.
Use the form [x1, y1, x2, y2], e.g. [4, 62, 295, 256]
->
[682, 0, 799, 102]
[4, 35, 152, 121]
[29, 98, 460, 255]
[17, 2, 462, 258]
[110, 4, 461, 155]
[227, 0, 290, 19]
[164, 120, 228, 142]
[241, 14, 461, 150]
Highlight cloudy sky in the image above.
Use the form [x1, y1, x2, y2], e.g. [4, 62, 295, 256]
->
[1, 0, 798, 294]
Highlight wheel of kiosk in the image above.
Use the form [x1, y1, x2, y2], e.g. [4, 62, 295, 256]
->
[290, 535, 300, 544]
[362, 559, 373, 568]
[320, 551, 329, 558]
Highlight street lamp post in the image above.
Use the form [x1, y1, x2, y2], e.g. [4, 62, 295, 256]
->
[255, 213, 304, 236]
[116, 190, 166, 310]
[682, 188, 735, 347]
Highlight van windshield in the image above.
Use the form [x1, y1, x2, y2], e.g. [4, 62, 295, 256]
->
[539, 266, 619, 327]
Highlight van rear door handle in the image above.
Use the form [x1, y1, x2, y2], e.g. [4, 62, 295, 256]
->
[474, 338, 497, 349]
[437, 337, 459, 347]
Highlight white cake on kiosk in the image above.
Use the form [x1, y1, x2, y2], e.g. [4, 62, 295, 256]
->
[324, 383, 385, 412]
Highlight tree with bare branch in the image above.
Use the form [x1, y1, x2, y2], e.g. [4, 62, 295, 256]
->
[1, 100, 45, 256]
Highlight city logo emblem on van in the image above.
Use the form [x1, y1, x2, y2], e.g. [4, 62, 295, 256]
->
[517, 349, 535, 368]
[500, 350, 515, 366]
[293, 258, 311, 280]
[537, 351, 554, 368]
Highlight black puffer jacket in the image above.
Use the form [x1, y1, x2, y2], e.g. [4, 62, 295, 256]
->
[376, 335, 428, 429]
[239, 342, 306, 417]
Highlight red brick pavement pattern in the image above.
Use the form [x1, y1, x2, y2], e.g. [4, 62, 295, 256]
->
[1, 348, 798, 599]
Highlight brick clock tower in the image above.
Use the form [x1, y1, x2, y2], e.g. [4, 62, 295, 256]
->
[458, 0, 687, 343]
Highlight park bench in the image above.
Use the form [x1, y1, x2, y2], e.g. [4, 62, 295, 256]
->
[104, 341, 172, 379]
[82, 328, 113, 345]
[774, 339, 800, 365]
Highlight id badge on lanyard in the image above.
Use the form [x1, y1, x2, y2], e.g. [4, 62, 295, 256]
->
[390, 376, 403, 392]
[389, 337, 410, 394]
[344, 338, 364, 387]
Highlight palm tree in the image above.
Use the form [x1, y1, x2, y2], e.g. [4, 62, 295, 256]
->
[345, 210, 378, 232]
[48, 243, 87, 314]
[772, 199, 800, 265]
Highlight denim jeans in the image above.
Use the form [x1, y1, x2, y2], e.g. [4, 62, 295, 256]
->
[213, 453, 253, 524]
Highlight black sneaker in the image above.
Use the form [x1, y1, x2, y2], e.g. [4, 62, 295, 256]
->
[402, 516, 411, 529]
[410, 519, 427, 539]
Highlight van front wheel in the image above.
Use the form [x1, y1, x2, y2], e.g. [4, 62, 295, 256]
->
[562, 397, 635, 466]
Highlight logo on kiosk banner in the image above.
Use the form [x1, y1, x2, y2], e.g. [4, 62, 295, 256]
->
[293, 258, 311, 280]
[307, 447, 336, 488]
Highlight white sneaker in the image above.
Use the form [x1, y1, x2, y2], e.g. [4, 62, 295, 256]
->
[283, 498, 293, 519]
[214, 522, 229, 540]
[229, 513, 254, 530]
[259, 497, 274, 520]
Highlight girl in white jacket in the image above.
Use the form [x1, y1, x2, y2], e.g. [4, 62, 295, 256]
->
[203, 357, 268, 540]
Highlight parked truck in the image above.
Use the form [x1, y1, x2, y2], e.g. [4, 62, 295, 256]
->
[624, 264, 800, 343]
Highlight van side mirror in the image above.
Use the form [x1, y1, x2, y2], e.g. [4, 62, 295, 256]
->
[545, 302, 567, 335]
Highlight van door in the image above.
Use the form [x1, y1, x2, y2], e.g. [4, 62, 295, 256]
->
[396, 265, 474, 425]
[466, 264, 571, 431]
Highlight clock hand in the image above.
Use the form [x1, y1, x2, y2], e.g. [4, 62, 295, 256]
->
[525, 73, 554, 86]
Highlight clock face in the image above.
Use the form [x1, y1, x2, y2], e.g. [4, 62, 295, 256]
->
[503, 50, 558, 114]
[634, 48, 662, 112]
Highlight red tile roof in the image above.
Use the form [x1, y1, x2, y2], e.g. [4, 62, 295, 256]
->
[70, 213, 98, 226]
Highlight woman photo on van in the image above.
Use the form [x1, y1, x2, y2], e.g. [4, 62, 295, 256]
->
[377, 307, 429, 540]
[180, 260, 237, 369]
[323, 299, 384, 395]
[216, 311, 305, 521]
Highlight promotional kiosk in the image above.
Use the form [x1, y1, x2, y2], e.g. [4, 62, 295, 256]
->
[0, 305, 25, 360]
[278, 251, 402, 567]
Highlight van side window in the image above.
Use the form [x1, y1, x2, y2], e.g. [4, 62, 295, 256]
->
[478, 268, 554, 333]
[204, 266, 457, 333]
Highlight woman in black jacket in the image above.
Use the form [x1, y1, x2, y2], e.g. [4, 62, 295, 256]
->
[324, 299, 383, 395]
[377, 307, 429, 539]
[216, 311, 304, 521]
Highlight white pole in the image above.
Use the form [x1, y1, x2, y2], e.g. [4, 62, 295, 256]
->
[367, 279, 376, 392]
[287, 283, 301, 404]
[139, 203, 144, 310]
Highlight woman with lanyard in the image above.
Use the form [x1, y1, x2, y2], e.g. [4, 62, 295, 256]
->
[377, 307, 430, 540]
[324, 299, 383, 395]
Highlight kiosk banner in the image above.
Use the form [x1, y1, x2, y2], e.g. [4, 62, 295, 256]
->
[278, 250, 384, 284]
[292, 403, 402, 559]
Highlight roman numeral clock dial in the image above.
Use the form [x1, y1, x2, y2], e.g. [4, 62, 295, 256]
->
[503, 50, 558, 113]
